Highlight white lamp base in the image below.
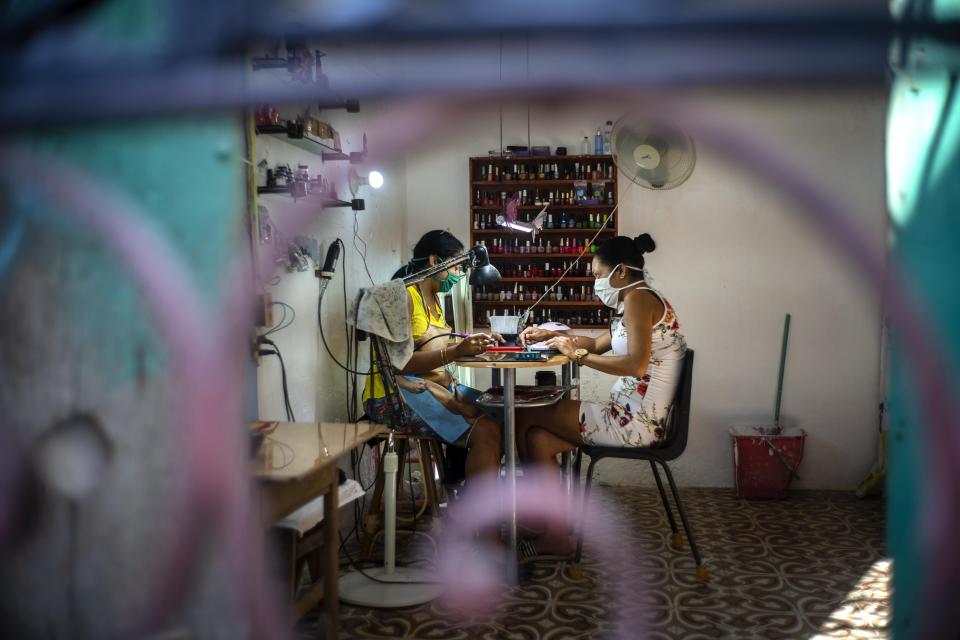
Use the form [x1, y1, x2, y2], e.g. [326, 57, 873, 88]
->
[339, 566, 445, 608]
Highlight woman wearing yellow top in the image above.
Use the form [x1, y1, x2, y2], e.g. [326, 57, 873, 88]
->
[364, 230, 504, 480]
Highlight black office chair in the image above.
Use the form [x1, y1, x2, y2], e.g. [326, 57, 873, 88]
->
[571, 350, 707, 582]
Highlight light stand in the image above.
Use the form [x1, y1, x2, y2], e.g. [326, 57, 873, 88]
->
[339, 434, 445, 607]
[339, 246, 500, 608]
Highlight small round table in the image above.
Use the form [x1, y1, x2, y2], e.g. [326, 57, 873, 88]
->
[457, 354, 570, 581]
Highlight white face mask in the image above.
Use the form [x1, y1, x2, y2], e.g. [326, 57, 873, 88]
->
[593, 264, 644, 308]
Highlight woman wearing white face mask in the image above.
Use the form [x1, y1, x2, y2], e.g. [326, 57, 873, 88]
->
[515, 233, 687, 558]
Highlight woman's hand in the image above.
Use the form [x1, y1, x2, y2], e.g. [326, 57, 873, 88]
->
[519, 326, 558, 346]
[396, 377, 427, 393]
[544, 335, 577, 358]
[452, 333, 497, 358]
[488, 332, 507, 345]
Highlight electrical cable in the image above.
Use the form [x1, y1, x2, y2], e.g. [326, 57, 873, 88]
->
[338, 533, 440, 585]
[342, 243, 353, 422]
[417, 332, 457, 347]
[318, 301, 372, 376]
[317, 239, 373, 375]
[262, 435, 295, 469]
[353, 209, 375, 285]
[265, 301, 295, 335]
[269, 303, 287, 334]
[257, 339, 295, 421]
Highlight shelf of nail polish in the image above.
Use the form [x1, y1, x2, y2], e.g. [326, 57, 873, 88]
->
[473, 307, 615, 329]
[472, 229, 615, 235]
[468, 153, 618, 334]
[491, 277, 594, 283]
[472, 204, 615, 210]
[470, 158, 616, 183]
[472, 189, 616, 207]
[473, 300, 602, 306]
[473, 282, 600, 303]
[472, 211, 615, 231]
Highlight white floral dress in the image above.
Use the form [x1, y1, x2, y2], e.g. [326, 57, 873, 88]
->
[579, 287, 687, 447]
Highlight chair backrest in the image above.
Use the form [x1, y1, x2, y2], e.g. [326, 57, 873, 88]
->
[660, 349, 694, 458]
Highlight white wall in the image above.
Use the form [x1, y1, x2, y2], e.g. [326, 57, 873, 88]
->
[401, 87, 888, 489]
[252, 97, 407, 423]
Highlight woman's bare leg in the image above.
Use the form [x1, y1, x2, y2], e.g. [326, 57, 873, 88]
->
[465, 416, 503, 481]
[516, 399, 582, 460]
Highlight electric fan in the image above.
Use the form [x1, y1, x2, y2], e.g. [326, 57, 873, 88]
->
[611, 115, 696, 189]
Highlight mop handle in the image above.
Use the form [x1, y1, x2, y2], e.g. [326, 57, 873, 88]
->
[774, 313, 791, 429]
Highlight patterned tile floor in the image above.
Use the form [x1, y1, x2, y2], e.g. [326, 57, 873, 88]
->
[299, 487, 888, 640]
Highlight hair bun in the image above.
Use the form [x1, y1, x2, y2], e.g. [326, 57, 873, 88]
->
[634, 233, 656, 255]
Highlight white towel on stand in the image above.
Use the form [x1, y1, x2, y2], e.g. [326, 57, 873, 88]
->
[350, 279, 413, 368]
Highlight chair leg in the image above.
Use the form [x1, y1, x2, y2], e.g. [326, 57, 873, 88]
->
[364, 441, 387, 535]
[571, 456, 600, 580]
[430, 439, 447, 490]
[649, 460, 682, 550]
[417, 439, 443, 530]
[655, 459, 708, 582]
[395, 440, 426, 525]
[571, 448, 583, 514]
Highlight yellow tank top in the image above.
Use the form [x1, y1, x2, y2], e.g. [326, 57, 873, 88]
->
[363, 285, 451, 402]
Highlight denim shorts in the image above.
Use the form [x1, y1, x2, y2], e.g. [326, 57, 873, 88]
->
[364, 382, 501, 447]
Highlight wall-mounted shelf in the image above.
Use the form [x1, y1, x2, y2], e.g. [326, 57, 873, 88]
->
[475, 323, 606, 331]
[487, 253, 594, 259]
[257, 185, 351, 208]
[472, 204, 615, 211]
[472, 180, 613, 188]
[471, 154, 614, 163]
[492, 277, 594, 283]
[473, 300, 602, 307]
[255, 124, 341, 155]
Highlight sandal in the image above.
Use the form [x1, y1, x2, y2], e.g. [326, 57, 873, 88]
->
[517, 539, 574, 565]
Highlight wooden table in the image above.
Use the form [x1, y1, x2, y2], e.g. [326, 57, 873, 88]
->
[253, 421, 386, 638]
[456, 354, 569, 581]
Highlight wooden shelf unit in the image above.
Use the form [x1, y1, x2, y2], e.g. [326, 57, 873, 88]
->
[468, 154, 618, 329]
[472, 228, 615, 236]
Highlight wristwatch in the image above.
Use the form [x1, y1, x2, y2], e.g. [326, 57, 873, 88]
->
[573, 348, 589, 365]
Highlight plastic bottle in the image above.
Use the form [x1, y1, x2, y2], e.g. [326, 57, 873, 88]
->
[603, 120, 613, 154]
[594, 128, 603, 155]
[580, 136, 590, 155]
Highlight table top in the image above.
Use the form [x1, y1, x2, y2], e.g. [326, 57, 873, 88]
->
[455, 354, 569, 369]
[252, 421, 385, 482]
